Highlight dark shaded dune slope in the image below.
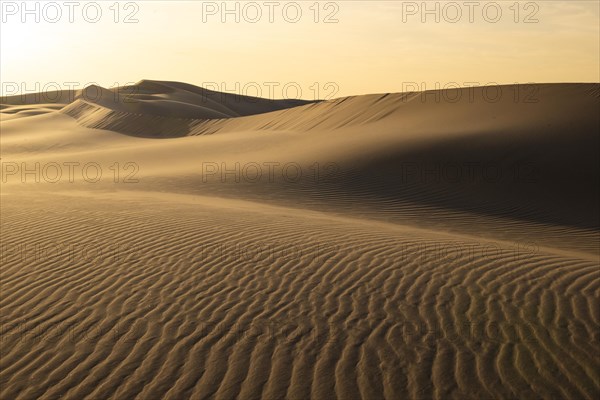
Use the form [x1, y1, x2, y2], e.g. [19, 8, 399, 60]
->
[80, 83, 597, 231]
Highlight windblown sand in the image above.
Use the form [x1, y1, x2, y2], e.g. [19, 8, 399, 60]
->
[1, 81, 599, 399]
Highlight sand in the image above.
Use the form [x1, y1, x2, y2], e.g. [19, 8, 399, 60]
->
[1, 80, 599, 399]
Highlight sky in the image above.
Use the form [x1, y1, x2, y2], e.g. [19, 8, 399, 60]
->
[1, 0, 599, 99]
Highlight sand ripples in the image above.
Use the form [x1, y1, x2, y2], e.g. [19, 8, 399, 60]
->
[1, 192, 598, 400]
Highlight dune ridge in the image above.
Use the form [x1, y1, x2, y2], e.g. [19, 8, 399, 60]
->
[6, 82, 598, 231]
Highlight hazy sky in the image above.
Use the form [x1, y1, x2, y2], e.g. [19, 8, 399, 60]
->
[1, 1, 599, 98]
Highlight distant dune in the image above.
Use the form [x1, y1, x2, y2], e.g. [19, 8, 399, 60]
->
[1, 81, 599, 400]
[2, 80, 314, 135]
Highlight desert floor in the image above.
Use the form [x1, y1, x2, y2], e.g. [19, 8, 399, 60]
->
[1, 81, 598, 399]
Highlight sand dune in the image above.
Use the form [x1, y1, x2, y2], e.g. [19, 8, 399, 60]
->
[1, 81, 599, 400]
[3, 80, 314, 136]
